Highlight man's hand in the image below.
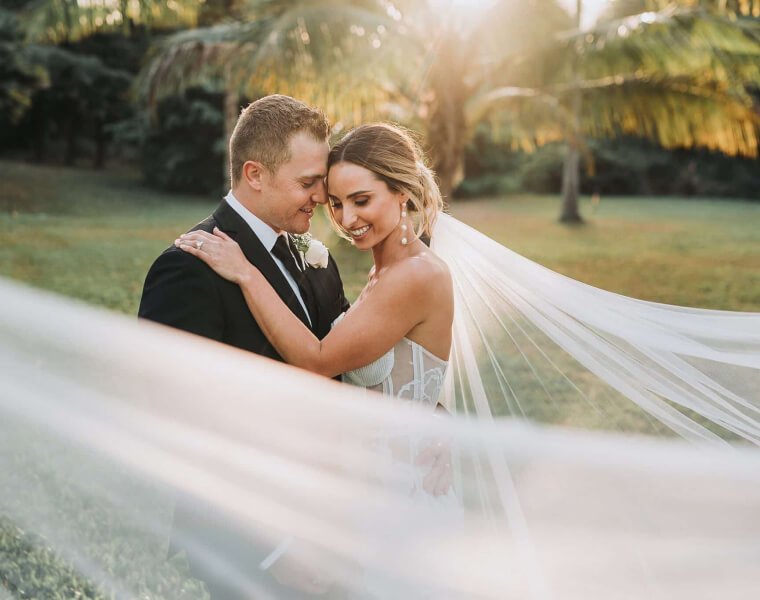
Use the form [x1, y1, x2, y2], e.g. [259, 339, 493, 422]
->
[415, 439, 453, 496]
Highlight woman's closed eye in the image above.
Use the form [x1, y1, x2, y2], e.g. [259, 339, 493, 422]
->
[329, 195, 369, 208]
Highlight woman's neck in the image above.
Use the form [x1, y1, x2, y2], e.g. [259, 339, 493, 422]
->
[371, 226, 425, 273]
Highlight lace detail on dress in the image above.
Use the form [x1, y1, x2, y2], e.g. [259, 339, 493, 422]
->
[341, 346, 395, 388]
[331, 315, 461, 599]
[333, 313, 448, 409]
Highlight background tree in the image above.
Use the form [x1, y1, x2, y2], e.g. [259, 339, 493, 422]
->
[18, 0, 202, 42]
[137, 0, 760, 221]
[0, 8, 48, 127]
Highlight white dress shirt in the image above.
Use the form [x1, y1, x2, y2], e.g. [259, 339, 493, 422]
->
[224, 191, 311, 325]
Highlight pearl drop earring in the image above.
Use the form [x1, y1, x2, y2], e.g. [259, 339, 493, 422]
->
[400, 206, 408, 245]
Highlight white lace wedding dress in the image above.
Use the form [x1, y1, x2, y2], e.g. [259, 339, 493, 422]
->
[335, 315, 465, 598]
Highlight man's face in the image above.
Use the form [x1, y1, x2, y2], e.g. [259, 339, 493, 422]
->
[260, 132, 329, 234]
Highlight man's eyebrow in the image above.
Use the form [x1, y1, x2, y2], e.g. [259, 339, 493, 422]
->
[299, 173, 326, 180]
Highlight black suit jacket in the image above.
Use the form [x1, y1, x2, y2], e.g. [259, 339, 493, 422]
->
[138, 200, 350, 599]
[139, 199, 349, 355]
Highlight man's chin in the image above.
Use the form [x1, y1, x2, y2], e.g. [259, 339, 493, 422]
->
[287, 214, 312, 234]
[286, 223, 310, 235]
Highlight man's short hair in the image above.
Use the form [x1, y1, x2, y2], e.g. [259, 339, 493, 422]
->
[229, 95, 330, 185]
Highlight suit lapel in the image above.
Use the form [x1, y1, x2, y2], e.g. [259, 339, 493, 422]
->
[303, 258, 342, 338]
[287, 234, 321, 328]
[213, 201, 313, 330]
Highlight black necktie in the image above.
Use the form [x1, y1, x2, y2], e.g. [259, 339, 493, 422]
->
[271, 235, 317, 324]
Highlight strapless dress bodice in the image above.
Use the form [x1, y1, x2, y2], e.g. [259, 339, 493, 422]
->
[334, 314, 449, 408]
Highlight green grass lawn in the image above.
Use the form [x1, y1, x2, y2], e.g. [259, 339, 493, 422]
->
[2, 159, 758, 313]
[3, 161, 756, 599]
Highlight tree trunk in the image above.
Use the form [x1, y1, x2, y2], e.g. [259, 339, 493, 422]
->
[559, 0, 584, 224]
[31, 99, 47, 162]
[120, 0, 130, 36]
[426, 46, 469, 201]
[428, 110, 467, 201]
[64, 114, 79, 167]
[560, 141, 582, 223]
[61, 0, 72, 42]
[93, 120, 106, 169]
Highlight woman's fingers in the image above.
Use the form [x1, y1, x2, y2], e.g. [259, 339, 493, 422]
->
[176, 230, 216, 247]
[179, 230, 215, 241]
[176, 241, 205, 259]
[175, 238, 208, 252]
[175, 230, 220, 252]
[213, 226, 233, 241]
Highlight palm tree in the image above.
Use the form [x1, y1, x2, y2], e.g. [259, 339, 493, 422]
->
[18, 0, 202, 42]
[136, 0, 574, 193]
[137, 0, 760, 220]
[548, 0, 760, 221]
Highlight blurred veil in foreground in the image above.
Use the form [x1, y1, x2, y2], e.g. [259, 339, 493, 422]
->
[1, 213, 760, 599]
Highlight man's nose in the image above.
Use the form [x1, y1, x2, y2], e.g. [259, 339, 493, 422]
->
[311, 179, 327, 205]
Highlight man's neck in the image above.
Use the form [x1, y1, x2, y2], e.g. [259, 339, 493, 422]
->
[229, 187, 280, 234]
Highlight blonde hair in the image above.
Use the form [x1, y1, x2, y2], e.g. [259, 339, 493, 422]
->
[229, 95, 329, 185]
[326, 123, 444, 241]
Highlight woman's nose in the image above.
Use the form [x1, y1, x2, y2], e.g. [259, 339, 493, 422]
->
[341, 206, 356, 229]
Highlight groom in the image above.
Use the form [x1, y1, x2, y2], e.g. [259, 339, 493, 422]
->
[139, 95, 348, 599]
[139, 94, 348, 355]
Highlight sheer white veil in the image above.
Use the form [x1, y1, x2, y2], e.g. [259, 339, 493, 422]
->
[432, 212, 760, 443]
[1, 211, 760, 599]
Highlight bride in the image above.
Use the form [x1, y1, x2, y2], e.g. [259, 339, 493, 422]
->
[177, 122, 464, 597]
[177, 123, 453, 418]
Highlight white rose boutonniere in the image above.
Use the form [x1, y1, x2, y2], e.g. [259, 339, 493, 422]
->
[291, 233, 329, 269]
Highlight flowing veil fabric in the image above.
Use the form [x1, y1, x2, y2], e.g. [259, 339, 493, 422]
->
[1, 213, 760, 599]
[432, 213, 760, 443]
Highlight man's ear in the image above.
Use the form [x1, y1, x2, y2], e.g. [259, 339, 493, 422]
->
[242, 160, 266, 191]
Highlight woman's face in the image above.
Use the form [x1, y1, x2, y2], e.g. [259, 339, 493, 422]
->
[327, 162, 406, 250]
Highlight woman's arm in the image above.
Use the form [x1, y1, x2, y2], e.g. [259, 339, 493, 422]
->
[177, 229, 433, 377]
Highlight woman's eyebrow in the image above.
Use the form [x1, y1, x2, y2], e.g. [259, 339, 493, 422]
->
[346, 190, 372, 198]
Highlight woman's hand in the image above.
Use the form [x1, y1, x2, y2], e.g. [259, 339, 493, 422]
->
[175, 227, 251, 284]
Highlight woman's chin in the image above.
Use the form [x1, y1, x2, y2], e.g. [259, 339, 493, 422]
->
[349, 228, 373, 248]
[351, 238, 371, 250]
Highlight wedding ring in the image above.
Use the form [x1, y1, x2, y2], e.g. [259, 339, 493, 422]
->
[196, 240, 204, 250]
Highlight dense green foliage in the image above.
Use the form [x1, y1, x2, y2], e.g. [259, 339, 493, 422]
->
[0, 519, 105, 599]
[460, 133, 760, 199]
[0, 426, 207, 599]
[1, 2, 759, 200]
[0, 29, 139, 168]
[0, 9, 47, 126]
[142, 87, 226, 194]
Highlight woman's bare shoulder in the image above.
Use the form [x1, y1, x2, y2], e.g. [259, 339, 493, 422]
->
[385, 250, 451, 298]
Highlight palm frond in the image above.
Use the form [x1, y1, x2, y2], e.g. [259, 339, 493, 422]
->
[551, 6, 760, 85]
[18, 0, 201, 43]
[576, 74, 759, 156]
[137, 1, 409, 126]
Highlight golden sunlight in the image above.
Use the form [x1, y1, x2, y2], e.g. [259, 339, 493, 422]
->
[432, 0, 613, 29]
[558, 0, 614, 29]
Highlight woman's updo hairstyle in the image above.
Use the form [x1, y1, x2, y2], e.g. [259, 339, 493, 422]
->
[327, 123, 444, 242]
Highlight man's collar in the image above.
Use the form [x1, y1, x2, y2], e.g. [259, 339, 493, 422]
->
[224, 190, 284, 252]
